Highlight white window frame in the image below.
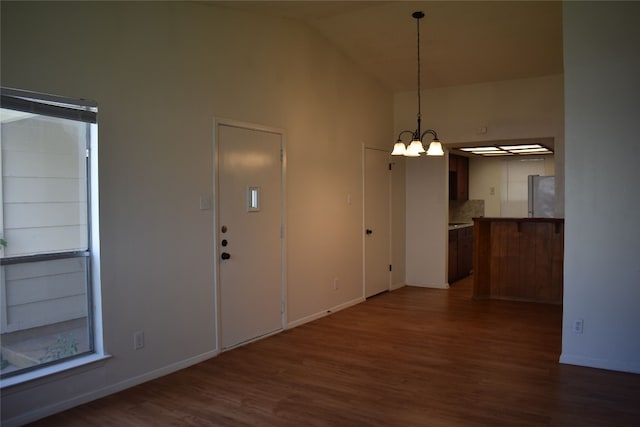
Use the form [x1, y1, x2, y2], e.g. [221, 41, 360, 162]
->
[0, 87, 106, 388]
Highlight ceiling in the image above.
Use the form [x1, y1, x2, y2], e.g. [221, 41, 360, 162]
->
[215, 1, 564, 92]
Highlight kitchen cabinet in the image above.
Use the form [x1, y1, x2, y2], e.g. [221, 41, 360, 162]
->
[449, 226, 473, 283]
[448, 230, 458, 282]
[458, 226, 473, 279]
[449, 154, 469, 201]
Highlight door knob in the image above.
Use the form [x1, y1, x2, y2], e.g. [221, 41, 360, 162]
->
[221, 252, 231, 260]
[366, 229, 373, 235]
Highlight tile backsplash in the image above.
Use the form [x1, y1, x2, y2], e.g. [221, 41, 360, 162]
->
[450, 199, 485, 223]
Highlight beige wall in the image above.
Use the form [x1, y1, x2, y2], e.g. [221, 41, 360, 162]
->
[469, 157, 502, 217]
[0, 2, 394, 424]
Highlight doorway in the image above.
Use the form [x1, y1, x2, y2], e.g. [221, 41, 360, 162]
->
[364, 147, 391, 298]
[215, 120, 285, 350]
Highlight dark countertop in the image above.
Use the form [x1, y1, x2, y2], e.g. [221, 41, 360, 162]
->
[448, 222, 473, 231]
[473, 217, 564, 223]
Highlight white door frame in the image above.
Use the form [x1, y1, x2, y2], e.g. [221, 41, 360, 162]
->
[362, 145, 392, 297]
[212, 117, 287, 352]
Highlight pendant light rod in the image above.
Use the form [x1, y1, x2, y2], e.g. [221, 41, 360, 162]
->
[391, 11, 444, 157]
[414, 11, 424, 140]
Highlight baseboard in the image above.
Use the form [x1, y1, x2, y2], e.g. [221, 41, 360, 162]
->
[287, 296, 365, 329]
[3, 349, 219, 427]
[390, 282, 405, 291]
[559, 353, 640, 374]
[406, 282, 450, 289]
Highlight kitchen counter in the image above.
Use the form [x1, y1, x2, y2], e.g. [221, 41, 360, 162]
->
[472, 217, 564, 304]
[448, 222, 473, 230]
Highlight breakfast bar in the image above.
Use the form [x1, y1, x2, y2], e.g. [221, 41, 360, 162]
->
[473, 217, 564, 304]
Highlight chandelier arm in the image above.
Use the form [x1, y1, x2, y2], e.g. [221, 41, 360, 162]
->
[420, 129, 440, 141]
[396, 130, 415, 141]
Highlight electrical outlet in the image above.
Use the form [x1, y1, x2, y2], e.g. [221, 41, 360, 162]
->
[573, 319, 584, 334]
[333, 277, 339, 290]
[134, 331, 145, 349]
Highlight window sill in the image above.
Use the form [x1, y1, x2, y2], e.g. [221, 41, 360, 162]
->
[0, 353, 111, 391]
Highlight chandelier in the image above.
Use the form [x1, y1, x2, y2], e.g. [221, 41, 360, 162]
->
[391, 11, 444, 157]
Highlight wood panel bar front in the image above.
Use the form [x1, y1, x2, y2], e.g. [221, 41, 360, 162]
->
[473, 217, 564, 304]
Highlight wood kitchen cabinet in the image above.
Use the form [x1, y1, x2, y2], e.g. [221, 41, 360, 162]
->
[448, 229, 459, 282]
[458, 226, 473, 278]
[449, 226, 473, 283]
[449, 154, 469, 201]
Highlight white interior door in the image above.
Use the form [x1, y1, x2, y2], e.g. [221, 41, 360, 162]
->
[364, 148, 391, 298]
[217, 122, 284, 350]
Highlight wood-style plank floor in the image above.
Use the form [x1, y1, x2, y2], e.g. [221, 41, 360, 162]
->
[29, 276, 640, 426]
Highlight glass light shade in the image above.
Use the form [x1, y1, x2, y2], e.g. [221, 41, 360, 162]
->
[391, 141, 407, 156]
[426, 140, 444, 156]
[405, 139, 425, 156]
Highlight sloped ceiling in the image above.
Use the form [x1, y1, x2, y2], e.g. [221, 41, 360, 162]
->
[215, 1, 563, 92]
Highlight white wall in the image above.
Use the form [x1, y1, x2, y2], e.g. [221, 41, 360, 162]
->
[0, 2, 393, 424]
[469, 157, 502, 216]
[561, 1, 640, 373]
[395, 75, 564, 286]
[390, 157, 407, 289]
[404, 155, 448, 288]
[469, 155, 555, 218]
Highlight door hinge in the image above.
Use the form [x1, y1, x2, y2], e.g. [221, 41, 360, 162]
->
[389, 264, 392, 272]
[388, 163, 392, 170]
[86, 148, 90, 158]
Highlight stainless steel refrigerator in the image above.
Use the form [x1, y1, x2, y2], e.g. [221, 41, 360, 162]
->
[528, 175, 556, 218]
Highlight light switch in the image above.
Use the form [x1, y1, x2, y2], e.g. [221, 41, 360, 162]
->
[199, 196, 211, 210]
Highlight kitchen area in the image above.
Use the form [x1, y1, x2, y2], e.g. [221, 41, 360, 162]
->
[448, 153, 481, 283]
[400, 74, 564, 293]
[447, 144, 563, 304]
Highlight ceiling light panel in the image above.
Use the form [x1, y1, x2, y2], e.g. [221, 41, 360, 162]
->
[509, 148, 552, 153]
[498, 144, 542, 150]
[460, 147, 500, 152]
[456, 143, 553, 157]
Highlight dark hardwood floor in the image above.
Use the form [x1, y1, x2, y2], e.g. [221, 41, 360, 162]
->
[29, 276, 640, 426]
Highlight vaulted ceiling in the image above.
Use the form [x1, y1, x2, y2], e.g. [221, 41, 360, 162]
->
[216, 1, 563, 92]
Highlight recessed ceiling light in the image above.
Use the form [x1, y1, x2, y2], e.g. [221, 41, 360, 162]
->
[509, 148, 552, 153]
[499, 144, 544, 150]
[473, 150, 509, 155]
[457, 142, 553, 156]
[460, 147, 501, 152]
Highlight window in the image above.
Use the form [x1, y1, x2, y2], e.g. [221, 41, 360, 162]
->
[0, 88, 101, 380]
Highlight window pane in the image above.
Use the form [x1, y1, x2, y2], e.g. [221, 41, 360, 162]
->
[1, 112, 88, 257]
[1, 257, 91, 375]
